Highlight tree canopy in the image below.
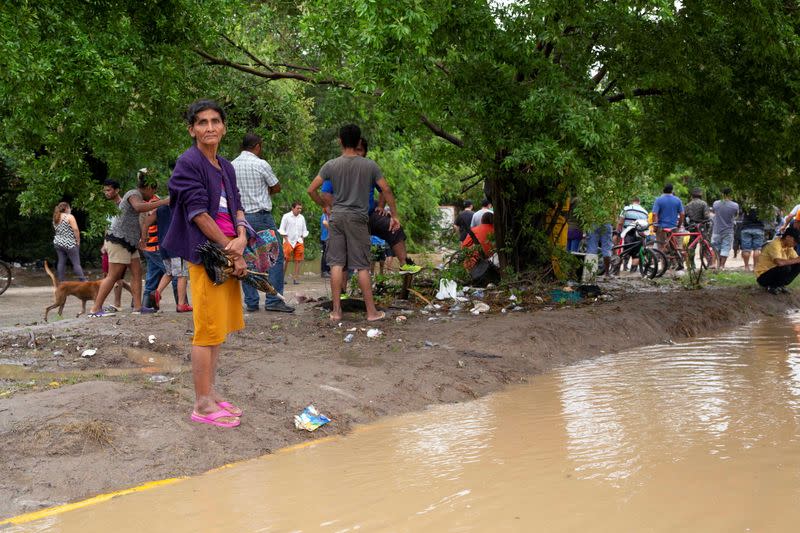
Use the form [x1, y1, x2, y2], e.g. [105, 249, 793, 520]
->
[3, 0, 800, 267]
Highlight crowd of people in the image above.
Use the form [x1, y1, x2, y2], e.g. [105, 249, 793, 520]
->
[47, 100, 429, 427]
[45, 97, 800, 427]
[556, 182, 800, 293]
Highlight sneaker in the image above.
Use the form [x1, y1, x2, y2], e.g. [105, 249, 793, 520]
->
[245, 306, 259, 312]
[176, 304, 193, 313]
[778, 286, 791, 294]
[265, 302, 295, 313]
[767, 286, 780, 295]
[132, 306, 157, 315]
[400, 263, 422, 274]
[102, 305, 120, 313]
[88, 310, 115, 318]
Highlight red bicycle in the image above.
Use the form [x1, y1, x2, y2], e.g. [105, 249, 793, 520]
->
[659, 224, 716, 271]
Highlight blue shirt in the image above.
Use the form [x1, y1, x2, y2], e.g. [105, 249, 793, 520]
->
[652, 194, 684, 229]
[321, 179, 381, 213]
[320, 214, 329, 242]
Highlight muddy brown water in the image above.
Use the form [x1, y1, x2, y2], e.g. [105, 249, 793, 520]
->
[9, 313, 800, 532]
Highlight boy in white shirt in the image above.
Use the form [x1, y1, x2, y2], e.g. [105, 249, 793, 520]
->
[279, 202, 309, 284]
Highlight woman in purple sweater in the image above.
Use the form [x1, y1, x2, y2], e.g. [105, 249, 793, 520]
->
[163, 99, 248, 428]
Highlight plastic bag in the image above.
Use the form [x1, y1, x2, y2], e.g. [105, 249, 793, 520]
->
[294, 405, 331, 432]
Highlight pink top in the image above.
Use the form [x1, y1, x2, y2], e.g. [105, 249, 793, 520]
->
[215, 183, 237, 237]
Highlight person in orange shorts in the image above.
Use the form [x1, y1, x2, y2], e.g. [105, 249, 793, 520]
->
[279, 201, 309, 285]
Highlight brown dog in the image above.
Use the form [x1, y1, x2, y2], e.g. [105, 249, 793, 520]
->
[43, 261, 131, 321]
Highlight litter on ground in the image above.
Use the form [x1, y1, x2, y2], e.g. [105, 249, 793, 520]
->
[294, 405, 331, 432]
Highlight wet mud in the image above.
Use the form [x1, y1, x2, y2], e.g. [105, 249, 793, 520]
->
[0, 284, 798, 520]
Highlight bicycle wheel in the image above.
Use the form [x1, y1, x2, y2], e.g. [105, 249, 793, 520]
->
[639, 248, 659, 279]
[700, 243, 716, 270]
[0, 261, 11, 296]
[648, 248, 669, 277]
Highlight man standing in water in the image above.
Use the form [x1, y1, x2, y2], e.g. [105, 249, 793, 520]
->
[307, 124, 399, 321]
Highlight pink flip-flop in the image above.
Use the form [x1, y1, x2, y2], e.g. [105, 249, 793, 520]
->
[217, 401, 243, 417]
[191, 409, 240, 428]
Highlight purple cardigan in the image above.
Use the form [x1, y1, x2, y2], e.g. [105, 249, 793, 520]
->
[163, 145, 244, 265]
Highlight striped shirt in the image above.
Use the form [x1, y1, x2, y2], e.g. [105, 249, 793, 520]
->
[231, 150, 279, 213]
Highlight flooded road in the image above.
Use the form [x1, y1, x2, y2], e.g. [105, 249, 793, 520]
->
[10, 313, 800, 532]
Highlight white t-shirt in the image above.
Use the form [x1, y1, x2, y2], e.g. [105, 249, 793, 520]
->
[279, 212, 309, 247]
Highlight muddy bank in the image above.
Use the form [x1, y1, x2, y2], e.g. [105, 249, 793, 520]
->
[0, 286, 797, 519]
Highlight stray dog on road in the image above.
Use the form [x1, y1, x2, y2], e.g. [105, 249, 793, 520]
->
[44, 261, 131, 321]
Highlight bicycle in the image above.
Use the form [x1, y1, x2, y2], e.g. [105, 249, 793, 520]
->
[0, 259, 11, 296]
[608, 221, 667, 279]
[659, 223, 716, 271]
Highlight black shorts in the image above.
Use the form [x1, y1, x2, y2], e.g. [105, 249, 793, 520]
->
[623, 231, 642, 256]
[369, 211, 406, 247]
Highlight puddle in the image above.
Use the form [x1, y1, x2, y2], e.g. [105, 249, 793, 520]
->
[10, 314, 800, 531]
[0, 348, 187, 384]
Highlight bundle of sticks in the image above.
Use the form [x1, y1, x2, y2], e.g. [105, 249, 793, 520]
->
[197, 241, 285, 301]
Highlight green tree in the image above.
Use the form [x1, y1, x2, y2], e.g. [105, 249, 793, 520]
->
[198, 0, 800, 269]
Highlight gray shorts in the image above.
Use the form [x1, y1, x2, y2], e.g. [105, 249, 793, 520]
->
[162, 257, 188, 277]
[327, 211, 371, 270]
[711, 232, 734, 257]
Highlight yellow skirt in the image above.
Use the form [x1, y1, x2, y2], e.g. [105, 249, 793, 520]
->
[188, 262, 244, 346]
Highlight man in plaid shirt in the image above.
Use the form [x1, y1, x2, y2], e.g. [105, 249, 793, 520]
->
[231, 133, 295, 313]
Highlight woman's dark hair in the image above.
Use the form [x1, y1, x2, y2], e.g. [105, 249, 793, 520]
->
[185, 99, 226, 125]
[481, 211, 494, 225]
[339, 124, 361, 148]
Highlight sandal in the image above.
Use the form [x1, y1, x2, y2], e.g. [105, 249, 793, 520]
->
[190, 409, 240, 428]
[217, 401, 243, 417]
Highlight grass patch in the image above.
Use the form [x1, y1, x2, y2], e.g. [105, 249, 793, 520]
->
[706, 270, 800, 289]
[706, 271, 756, 287]
[63, 420, 115, 447]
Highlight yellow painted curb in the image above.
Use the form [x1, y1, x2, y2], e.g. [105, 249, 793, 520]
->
[0, 425, 372, 526]
[0, 477, 185, 526]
